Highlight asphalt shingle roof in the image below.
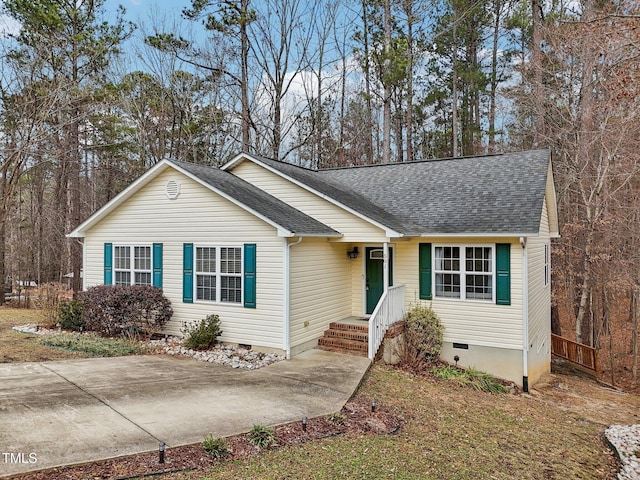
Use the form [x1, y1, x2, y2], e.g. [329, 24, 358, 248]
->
[252, 156, 411, 234]
[169, 160, 340, 237]
[255, 150, 551, 236]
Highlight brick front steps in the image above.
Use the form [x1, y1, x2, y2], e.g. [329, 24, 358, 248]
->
[317, 321, 369, 356]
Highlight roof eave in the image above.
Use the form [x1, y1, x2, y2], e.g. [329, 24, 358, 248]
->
[417, 232, 539, 238]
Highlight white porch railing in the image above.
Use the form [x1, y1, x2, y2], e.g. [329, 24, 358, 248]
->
[368, 284, 406, 360]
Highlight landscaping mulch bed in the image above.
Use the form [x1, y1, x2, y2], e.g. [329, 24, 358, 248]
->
[9, 396, 403, 480]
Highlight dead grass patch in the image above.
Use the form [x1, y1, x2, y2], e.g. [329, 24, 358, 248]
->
[0, 307, 87, 363]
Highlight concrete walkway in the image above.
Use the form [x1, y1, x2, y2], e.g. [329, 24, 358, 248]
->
[0, 350, 370, 477]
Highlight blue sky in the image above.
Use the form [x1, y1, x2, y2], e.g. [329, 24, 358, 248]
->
[104, 0, 191, 19]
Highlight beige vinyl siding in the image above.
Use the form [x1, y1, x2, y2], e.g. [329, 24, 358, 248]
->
[83, 167, 285, 350]
[350, 250, 365, 316]
[527, 196, 552, 382]
[289, 238, 352, 351]
[394, 238, 524, 350]
[231, 160, 388, 242]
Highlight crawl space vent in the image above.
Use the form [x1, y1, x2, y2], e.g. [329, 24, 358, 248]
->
[165, 180, 180, 199]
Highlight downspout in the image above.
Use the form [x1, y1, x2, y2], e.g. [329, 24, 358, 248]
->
[520, 236, 529, 392]
[283, 237, 302, 359]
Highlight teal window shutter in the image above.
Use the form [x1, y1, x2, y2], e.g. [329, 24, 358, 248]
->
[104, 243, 112, 285]
[419, 243, 432, 300]
[244, 243, 256, 308]
[496, 243, 511, 305]
[183, 243, 193, 303]
[153, 243, 163, 288]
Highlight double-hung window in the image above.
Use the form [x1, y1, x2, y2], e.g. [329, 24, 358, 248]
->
[195, 246, 242, 304]
[113, 245, 152, 286]
[434, 245, 493, 301]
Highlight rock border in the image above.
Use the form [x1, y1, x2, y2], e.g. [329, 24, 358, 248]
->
[604, 424, 640, 480]
[12, 324, 285, 370]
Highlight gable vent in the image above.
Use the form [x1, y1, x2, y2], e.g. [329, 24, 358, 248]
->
[165, 180, 180, 200]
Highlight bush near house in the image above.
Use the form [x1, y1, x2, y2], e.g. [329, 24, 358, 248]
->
[401, 303, 444, 366]
[182, 314, 223, 351]
[57, 300, 85, 331]
[79, 285, 172, 338]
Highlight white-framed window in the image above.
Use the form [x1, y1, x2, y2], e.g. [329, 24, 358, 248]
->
[113, 245, 152, 286]
[434, 245, 493, 301]
[544, 242, 550, 286]
[195, 246, 243, 304]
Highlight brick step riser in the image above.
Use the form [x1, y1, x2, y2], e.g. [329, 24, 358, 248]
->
[317, 345, 368, 357]
[328, 322, 369, 333]
[317, 338, 368, 353]
[323, 329, 368, 342]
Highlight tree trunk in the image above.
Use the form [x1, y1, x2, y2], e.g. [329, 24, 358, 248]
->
[632, 286, 639, 386]
[382, 0, 392, 164]
[551, 304, 561, 336]
[488, 0, 501, 152]
[531, 0, 544, 145]
[240, 0, 251, 153]
[451, 23, 459, 157]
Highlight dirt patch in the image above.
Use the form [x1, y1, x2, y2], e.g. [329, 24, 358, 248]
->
[7, 396, 402, 480]
[531, 361, 640, 426]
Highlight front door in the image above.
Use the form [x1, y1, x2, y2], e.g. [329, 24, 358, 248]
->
[365, 247, 393, 314]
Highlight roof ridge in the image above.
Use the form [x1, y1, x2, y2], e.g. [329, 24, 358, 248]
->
[318, 149, 549, 171]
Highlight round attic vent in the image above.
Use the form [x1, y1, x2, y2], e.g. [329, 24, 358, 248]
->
[165, 180, 180, 199]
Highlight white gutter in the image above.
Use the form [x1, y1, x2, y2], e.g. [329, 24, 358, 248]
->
[283, 237, 303, 359]
[520, 236, 529, 392]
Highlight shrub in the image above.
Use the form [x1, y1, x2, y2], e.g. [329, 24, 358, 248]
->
[31, 282, 71, 327]
[202, 435, 229, 459]
[182, 314, 222, 351]
[400, 303, 444, 365]
[80, 285, 172, 338]
[58, 300, 85, 331]
[248, 424, 275, 449]
[431, 365, 509, 394]
[464, 367, 509, 394]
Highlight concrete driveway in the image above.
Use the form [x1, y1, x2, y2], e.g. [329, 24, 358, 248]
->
[0, 350, 370, 477]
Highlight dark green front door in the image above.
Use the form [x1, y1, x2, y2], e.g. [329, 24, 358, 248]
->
[365, 247, 393, 314]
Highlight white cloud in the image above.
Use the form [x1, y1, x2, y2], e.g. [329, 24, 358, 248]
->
[0, 12, 20, 36]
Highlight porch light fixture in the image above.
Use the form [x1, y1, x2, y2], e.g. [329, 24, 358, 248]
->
[347, 246, 359, 259]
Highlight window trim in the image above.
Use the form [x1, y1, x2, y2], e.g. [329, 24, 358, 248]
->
[194, 244, 244, 305]
[433, 244, 496, 302]
[112, 244, 153, 286]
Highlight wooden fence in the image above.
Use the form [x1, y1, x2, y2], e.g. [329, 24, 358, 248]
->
[551, 333, 598, 376]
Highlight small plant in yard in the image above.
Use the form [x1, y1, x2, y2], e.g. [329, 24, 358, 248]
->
[400, 303, 444, 366]
[182, 314, 223, 351]
[248, 424, 275, 449]
[202, 435, 229, 459]
[58, 300, 85, 331]
[464, 367, 509, 394]
[327, 412, 347, 426]
[38, 333, 146, 357]
[431, 364, 467, 380]
[431, 364, 508, 394]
